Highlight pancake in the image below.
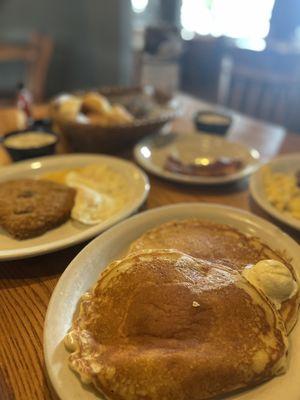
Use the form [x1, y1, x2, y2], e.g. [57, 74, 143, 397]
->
[65, 250, 288, 400]
[128, 219, 300, 333]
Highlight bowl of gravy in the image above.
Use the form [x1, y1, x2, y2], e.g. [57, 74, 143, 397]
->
[2, 129, 58, 161]
[194, 111, 232, 135]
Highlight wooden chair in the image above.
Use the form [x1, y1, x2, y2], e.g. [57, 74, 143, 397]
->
[0, 33, 53, 103]
[218, 53, 300, 130]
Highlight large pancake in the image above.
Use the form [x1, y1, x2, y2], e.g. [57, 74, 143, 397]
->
[128, 219, 300, 333]
[65, 250, 288, 400]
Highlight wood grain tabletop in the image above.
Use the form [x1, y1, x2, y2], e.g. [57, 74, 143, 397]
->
[0, 94, 299, 400]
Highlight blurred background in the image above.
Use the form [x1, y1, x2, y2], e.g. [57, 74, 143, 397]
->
[1, 0, 300, 131]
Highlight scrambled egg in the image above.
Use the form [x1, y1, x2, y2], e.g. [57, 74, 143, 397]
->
[42, 164, 130, 225]
[263, 166, 300, 220]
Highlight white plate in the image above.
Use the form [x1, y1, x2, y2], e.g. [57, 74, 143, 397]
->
[134, 132, 261, 185]
[0, 154, 149, 260]
[44, 203, 300, 400]
[250, 153, 300, 231]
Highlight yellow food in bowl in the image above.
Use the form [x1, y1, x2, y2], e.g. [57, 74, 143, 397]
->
[4, 132, 56, 149]
[263, 166, 300, 219]
[50, 94, 82, 121]
[51, 91, 134, 126]
[81, 92, 111, 114]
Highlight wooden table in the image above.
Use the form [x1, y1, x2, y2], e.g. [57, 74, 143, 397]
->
[0, 94, 300, 400]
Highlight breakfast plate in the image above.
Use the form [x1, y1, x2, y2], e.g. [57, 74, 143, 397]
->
[134, 132, 261, 185]
[250, 153, 300, 230]
[44, 203, 300, 400]
[0, 154, 149, 260]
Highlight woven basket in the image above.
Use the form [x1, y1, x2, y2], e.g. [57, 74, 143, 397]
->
[53, 86, 177, 153]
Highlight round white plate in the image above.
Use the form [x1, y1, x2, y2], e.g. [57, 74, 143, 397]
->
[0, 154, 149, 260]
[134, 132, 260, 185]
[250, 153, 300, 231]
[44, 203, 300, 400]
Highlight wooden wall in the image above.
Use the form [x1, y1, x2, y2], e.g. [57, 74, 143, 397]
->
[0, 0, 133, 97]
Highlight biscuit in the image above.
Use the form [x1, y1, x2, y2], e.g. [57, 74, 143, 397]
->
[81, 92, 111, 114]
[0, 179, 75, 239]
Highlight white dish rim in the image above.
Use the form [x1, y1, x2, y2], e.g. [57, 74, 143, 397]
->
[134, 133, 261, 185]
[250, 152, 300, 231]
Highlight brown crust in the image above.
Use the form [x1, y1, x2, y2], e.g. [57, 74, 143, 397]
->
[0, 179, 75, 239]
[129, 219, 290, 267]
[128, 219, 300, 333]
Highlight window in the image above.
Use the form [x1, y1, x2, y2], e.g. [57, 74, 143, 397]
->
[181, 0, 275, 40]
[131, 0, 149, 13]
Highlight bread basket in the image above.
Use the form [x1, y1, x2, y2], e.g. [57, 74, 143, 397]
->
[51, 86, 178, 153]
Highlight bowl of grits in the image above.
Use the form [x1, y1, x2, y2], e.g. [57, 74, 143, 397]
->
[2, 128, 58, 161]
[194, 111, 232, 135]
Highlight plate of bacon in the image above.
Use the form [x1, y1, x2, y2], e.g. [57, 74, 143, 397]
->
[134, 132, 261, 185]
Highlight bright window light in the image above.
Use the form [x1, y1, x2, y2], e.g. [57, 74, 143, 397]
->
[131, 0, 149, 13]
[181, 0, 275, 40]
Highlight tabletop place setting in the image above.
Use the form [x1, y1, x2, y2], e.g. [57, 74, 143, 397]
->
[1, 4, 300, 400]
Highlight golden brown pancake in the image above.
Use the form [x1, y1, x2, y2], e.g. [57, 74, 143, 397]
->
[128, 219, 300, 333]
[65, 250, 288, 400]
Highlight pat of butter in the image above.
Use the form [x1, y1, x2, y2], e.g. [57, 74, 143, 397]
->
[242, 260, 298, 309]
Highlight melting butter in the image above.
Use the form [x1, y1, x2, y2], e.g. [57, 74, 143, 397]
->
[242, 259, 298, 310]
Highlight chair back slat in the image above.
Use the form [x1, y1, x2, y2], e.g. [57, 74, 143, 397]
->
[0, 33, 53, 102]
[218, 52, 300, 128]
